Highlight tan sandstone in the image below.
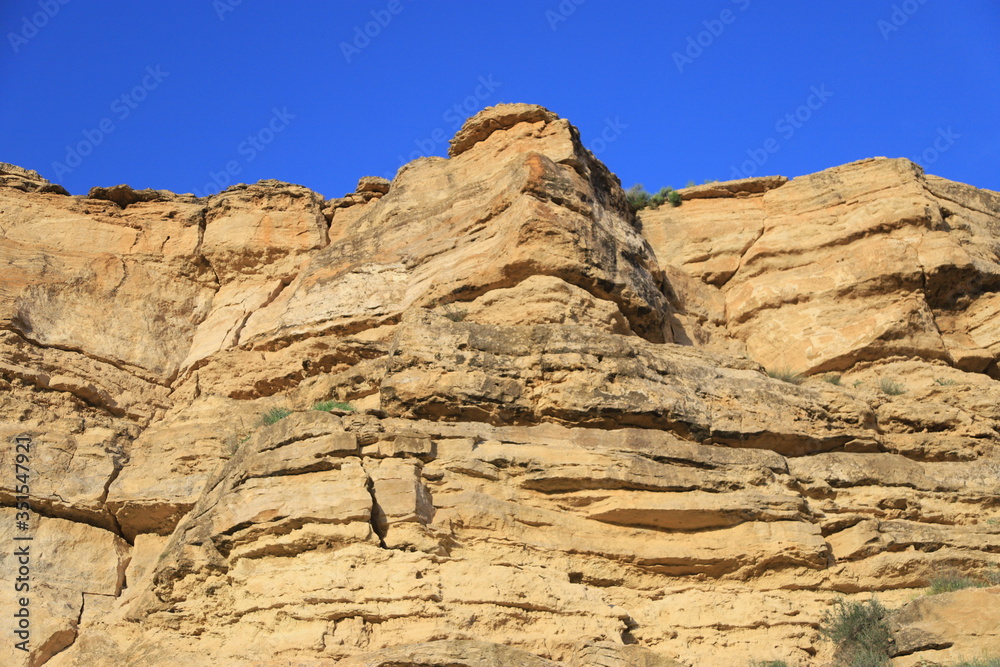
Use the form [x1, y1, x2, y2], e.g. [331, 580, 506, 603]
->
[1, 104, 998, 666]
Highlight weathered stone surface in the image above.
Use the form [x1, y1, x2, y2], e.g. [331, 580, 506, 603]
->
[105, 395, 260, 541]
[890, 587, 1000, 664]
[13, 254, 215, 382]
[676, 175, 788, 199]
[642, 157, 1000, 375]
[827, 519, 1000, 561]
[338, 639, 562, 666]
[0, 584, 82, 667]
[788, 451, 1000, 493]
[87, 183, 172, 208]
[0, 511, 129, 595]
[0, 160, 69, 194]
[0, 513, 128, 667]
[572, 643, 684, 667]
[199, 180, 327, 281]
[3, 104, 1000, 666]
[449, 103, 560, 156]
[236, 106, 672, 350]
[381, 308, 874, 454]
[585, 491, 808, 530]
[365, 457, 436, 551]
[356, 176, 390, 195]
[0, 422, 125, 530]
[454, 274, 632, 334]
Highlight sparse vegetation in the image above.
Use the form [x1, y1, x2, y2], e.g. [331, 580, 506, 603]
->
[625, 184, 651, 209]
[878, 378, 906, 395]
[626, 183, 681, 210]
[226, 417, 254, 454]
[441, 303, 468, 322]
[649, 186, 681, 208]
[927, 564, 1000, 593]
[768, 368, 804, 385]
[823, 374, 843, 386]
[853, 380, 865, 388]
[935, 378, 957, 386]
[313, 400, 355, 412]
[750, 661, 790, 667]
[260, 407, 292, 425]
[927, 572, 990, 595]
[225, 431, 252, 455]
[818, 598, 892, 667]
[949, 658, 1000, 667]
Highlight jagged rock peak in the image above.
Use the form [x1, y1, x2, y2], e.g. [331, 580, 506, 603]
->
[87, 184, 173, 208]
[0, 160, 69, 195]
[448, 103, 561, 157]
[356, 176, 390, 195]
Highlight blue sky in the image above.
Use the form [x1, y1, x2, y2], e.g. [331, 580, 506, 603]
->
[1, 0, 998, 198]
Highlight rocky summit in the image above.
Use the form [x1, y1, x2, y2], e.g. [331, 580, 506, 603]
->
[1, 104, 999, 667]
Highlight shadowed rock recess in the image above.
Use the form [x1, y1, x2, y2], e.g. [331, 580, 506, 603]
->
[1, 105, 999, 666]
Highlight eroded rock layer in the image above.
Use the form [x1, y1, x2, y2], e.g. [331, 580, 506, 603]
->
[1, 107, 998, 666]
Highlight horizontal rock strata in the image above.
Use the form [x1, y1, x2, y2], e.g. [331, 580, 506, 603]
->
[1, 104, 998, 666]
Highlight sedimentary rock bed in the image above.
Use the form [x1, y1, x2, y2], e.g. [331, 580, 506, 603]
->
[1, 106, 998, 666]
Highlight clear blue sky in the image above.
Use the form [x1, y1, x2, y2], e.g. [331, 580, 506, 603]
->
[2, 1, 998, 198]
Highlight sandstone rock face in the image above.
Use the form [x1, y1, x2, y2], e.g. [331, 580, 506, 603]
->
[643, 158, 1000, 375]
[0, 161, 69, 195]
[888, 587, 1000, 665]
[2, 105, 999, 666]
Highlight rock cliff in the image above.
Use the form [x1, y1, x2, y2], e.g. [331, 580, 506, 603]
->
[1, 105, 998, 666]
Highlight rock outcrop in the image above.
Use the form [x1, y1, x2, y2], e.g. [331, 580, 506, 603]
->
[1, 104, 998, 666]
[645, 159, 1000, 376]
